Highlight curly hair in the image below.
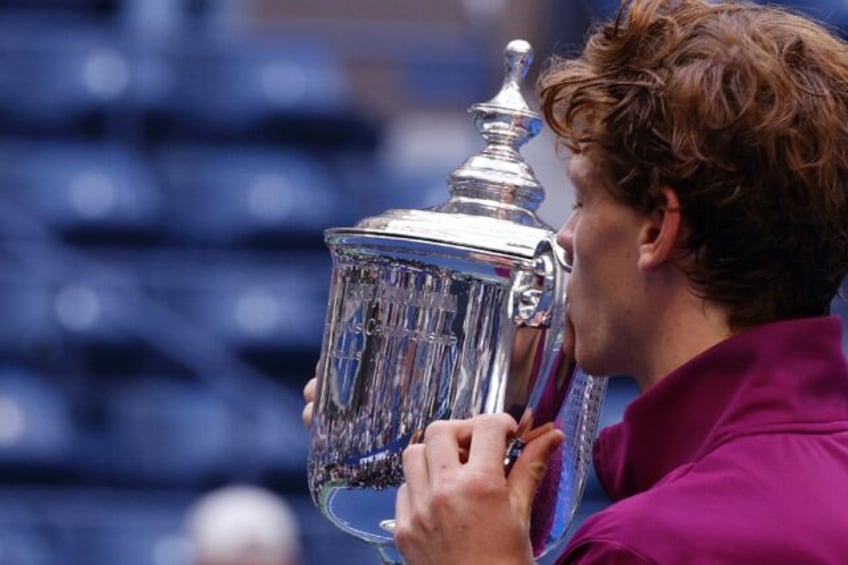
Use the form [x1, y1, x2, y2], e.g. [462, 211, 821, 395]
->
[540, 0, 848, 329]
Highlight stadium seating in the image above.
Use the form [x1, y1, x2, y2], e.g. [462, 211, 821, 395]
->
[0, 1, 841, 564]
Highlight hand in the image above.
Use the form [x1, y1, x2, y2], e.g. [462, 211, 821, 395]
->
[394, 414, 564, 565]
[302, 377, 316, 428]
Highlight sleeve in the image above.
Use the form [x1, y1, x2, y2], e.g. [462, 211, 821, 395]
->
[557, 539, 655, 565]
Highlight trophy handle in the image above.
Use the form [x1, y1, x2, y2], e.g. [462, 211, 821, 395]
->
[505, 236, 608, 556]
[504, 236, 576, 471]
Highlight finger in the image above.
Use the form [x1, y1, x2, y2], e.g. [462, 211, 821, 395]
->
[468, 413, 518, 474]
[402, 443, 429, 509]
[302, 402, 314, 428]
[521, 422, 554, 444]
[303, 378, 317, 403]
[507, 428, 564, 523]
[515, 409, 534, 438]
[423, 420, 473, 480]
[394, 482, 410, 531]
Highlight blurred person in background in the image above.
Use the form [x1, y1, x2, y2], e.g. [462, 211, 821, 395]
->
[303, 0, 848, 562]
[185, 485, 302, 565]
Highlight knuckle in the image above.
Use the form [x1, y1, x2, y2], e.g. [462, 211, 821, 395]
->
[476, 412, 517, 431]
[394, 520, 414, 551]
[468, 472, 502, 496]
[402, 444, 424, 466]
[425, 419, 454, 437]
[303, 378, 316, 400]
[429, 484, 455, 509]
[409, 508, 431, 533]
[301, 403, 313, 427]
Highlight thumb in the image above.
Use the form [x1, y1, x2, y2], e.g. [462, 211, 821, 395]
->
[507, 428, 565, 523]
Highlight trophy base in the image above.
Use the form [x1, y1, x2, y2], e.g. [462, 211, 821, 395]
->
[317, 483, 400, 546]
[375, 543, 403, 565]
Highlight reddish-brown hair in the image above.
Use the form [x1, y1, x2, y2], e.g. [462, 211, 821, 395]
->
[540, 0, 848, 329]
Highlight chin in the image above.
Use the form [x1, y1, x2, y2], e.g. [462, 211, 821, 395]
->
[574, 345, 617, 377]
[574, 350, 601, 376]
[577, 362, 608, 377]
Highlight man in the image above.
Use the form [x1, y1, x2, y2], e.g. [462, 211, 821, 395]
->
[305, 0, 848, 562]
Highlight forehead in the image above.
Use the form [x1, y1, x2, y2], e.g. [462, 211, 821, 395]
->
[566, 153, 598, 189]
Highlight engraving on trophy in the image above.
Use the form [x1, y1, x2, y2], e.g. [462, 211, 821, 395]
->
[329, 279, 377, 410]
[312, 256, 475, 496]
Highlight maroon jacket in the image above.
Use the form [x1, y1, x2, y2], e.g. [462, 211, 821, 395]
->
[559, 316, 848, 564]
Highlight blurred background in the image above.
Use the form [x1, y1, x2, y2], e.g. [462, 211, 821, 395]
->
[0, 0, 845, 564]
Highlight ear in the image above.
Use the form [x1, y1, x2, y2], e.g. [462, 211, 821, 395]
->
[638, 186, 683, 271]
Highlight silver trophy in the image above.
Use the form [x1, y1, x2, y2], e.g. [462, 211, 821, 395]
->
[308, 40, 607, 563]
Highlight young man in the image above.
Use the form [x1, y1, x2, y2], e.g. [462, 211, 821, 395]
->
[306, 0, 848, 562]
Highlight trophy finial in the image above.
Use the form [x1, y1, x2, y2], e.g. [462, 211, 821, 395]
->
[501, 39, 534, 106]
[439, 39, 545, 222]
[506, 39, 533, 80]
[472, 39, 541, 147]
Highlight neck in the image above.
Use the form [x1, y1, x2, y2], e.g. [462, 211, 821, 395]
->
[633, 283, 733, 391]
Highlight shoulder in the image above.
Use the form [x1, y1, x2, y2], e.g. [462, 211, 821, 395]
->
[557, 476, 723, 565]
[558, 537, 655, 564]
[561, 431, 848, 564]
[561, 456, 756, 563]
[559, 485, 683, 563]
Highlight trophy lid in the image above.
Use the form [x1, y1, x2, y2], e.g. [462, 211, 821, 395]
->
[329, 40, 554, 259]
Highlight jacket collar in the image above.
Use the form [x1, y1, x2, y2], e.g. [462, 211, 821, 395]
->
[594, 316, 848, 501]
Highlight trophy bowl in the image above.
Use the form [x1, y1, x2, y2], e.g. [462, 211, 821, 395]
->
[307, 40, 608, 563]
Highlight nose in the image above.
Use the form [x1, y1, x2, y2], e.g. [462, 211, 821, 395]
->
[556, 214, 576, 267]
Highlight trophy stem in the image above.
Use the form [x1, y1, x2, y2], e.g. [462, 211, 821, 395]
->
[375, 543, 403, 565]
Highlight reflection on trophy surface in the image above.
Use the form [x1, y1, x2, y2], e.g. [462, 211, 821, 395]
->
[307, 39, 608, 563]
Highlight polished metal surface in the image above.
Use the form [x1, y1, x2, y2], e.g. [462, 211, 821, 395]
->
[353, 39, 548, 254]
[308, 39, 608, 562]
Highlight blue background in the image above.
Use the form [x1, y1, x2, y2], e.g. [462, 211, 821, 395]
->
[0, 0, 844, 563]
